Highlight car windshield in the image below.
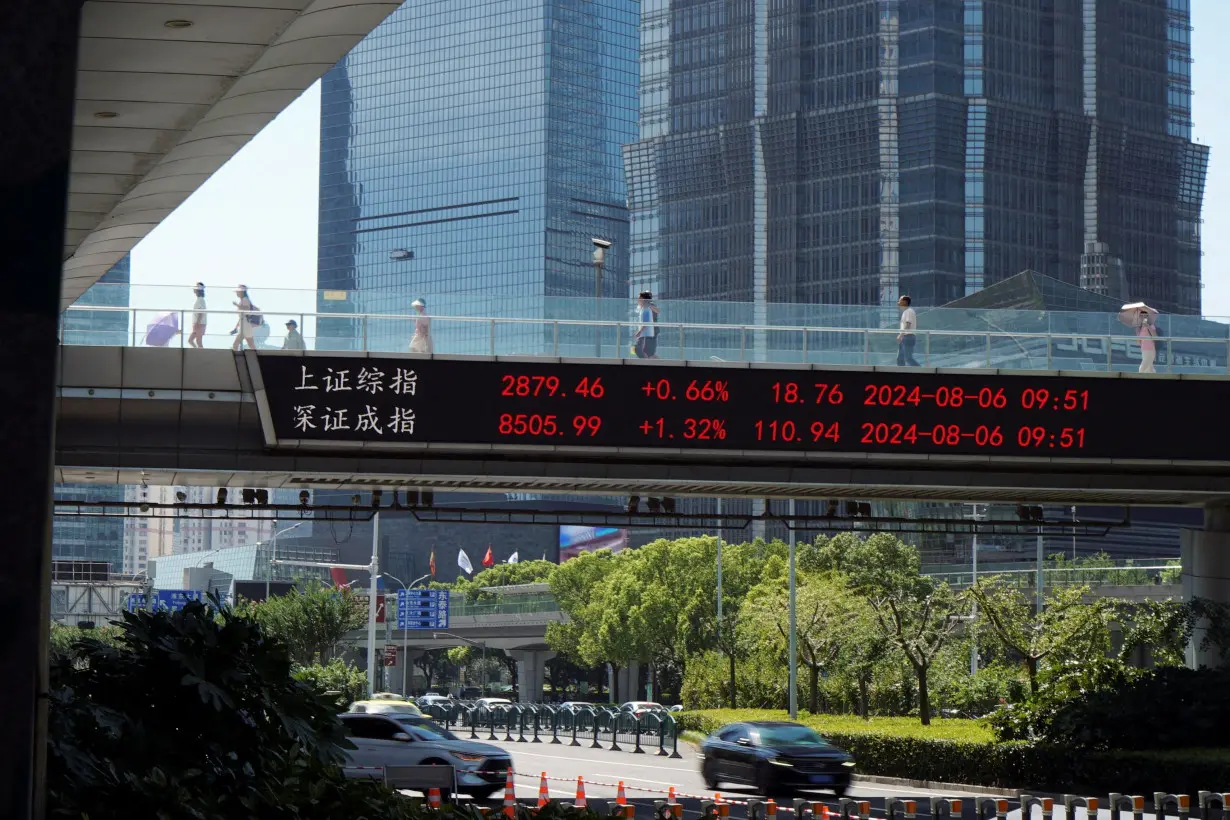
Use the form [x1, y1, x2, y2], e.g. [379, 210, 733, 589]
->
[369, 703, 421, 714]
[753, 725, 831, 748]
[394, 717, 459, 741]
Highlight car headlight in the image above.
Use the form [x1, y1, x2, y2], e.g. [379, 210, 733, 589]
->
[450, 752, 486, 762]
[769, 758, 794, 767]
[841, 761, 856, 768]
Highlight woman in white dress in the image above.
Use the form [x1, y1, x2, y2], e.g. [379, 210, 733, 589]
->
[187, 282, 206, 348]
[409, 298, 433, 353]
[231, 285, 257, 351]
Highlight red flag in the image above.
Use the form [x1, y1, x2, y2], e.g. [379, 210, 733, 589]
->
[429, 551, 437, 577]
[482, 545, 494, 568]
[330, 567, 349, 588]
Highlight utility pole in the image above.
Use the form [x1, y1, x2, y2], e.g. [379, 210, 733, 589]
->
[716, 497, 723, 624]
[1035, 524, 1044, 615]
[788, 498, 798, 719]
[970, 504, 979, 675]
[366, 512, 380, 695]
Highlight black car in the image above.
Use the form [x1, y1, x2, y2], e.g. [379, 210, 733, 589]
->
[699, 721, 854, 797]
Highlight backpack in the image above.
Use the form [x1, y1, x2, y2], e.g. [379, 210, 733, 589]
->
[248, 305, 263, 327]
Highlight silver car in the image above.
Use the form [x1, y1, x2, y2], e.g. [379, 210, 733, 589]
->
[339, 713, 512, 799]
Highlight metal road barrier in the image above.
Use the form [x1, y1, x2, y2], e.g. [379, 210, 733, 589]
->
[422, 702, 683, 758]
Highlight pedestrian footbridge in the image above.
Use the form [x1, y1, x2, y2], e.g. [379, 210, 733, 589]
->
[53, 345, 1230, 506]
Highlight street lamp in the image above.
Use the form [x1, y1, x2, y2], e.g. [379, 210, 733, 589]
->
[265, 521, 304, 601]
[384, 572, 431, 696]
[592, 238, 611, 357]
[434, 631, 487, 696]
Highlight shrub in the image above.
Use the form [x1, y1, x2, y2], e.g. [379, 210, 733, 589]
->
[47, 601, 416, 820]
[295, 657, 369, 709]
[676, 709, 1230, 794]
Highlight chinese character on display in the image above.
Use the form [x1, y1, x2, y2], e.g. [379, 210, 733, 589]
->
[295, 365, 318, 390]
[356, 405, 384, 434]
[390, 368, 418, 396]
[324, 368, 352, 392]
[293, 405, 317, 431]
[388, 407, 416, 434]
[357, 366, 385, 394]
[323, 407, 351, 431]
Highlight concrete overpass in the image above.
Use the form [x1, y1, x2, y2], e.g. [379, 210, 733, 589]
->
[52, 345, 1230, 506]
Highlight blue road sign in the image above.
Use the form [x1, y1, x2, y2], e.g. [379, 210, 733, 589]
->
[124, 593, 148, 612]
[397, 589, 448, 630]
[155, 589, 204, 612]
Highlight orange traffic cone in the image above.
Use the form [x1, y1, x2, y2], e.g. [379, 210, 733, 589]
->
[538, 773, 550, 809]
[617, 781, 628, 806]
[766, 800, 777, 819]
[820, 806, 831, 820]
[428, 788, 442, 809]
[503, 768, 516, 819]
[668, 786, 676, 802]
[574, 776, 588, 809]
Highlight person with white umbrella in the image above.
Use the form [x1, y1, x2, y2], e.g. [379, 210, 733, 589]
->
[1119, 302, 1159, 373]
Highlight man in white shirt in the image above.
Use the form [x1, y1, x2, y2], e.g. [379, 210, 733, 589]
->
[896, 295, 920, 366]
[634, 290, 658, 358]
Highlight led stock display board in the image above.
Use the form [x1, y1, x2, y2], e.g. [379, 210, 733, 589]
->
[258, 355, 1230, 463]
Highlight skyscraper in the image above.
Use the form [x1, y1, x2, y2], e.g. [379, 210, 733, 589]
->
[625, 0, 1208, 314]
[317, 0, 639, 350]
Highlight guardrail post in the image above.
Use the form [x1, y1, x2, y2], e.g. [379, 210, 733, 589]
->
[668, 714, 682, 759]
[517, 708, 529, 743]
[748, 799, 766, 820]
[609, 713, 623, 752]
[503, 708, 515, 743]
[570, 711, 581, 747]
[792, 799, 812, 819]
[931, 797, 964, 820]
[1020, 794, 1054, 820]
[590, 710, 603, 750]
[487, 708, 499, 741]
[838, 799, 870, 820]
[531, 708, 543, 743]
[976, 797, 1008, 820]
[632, 714, 645, 754]
[468, 707, 479, 739]
[550, 709, 562, 744]
[1064, 794, 1099, 820]
[1110, 793, 1145, 820]
[1197, 792, 1229, 820]
[886, 798, 918, 820]
[656, 715, 669, 756]
[1155, 793, 1191, 820]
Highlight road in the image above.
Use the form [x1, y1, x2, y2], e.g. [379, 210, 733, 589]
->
[480, 738, 996, 819]
[471, 739, 1193, 820]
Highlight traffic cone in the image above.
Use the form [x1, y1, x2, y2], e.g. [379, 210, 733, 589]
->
[668, 787, 676, 802]
[617, 781, 628, 806]
[766, 800, 777, 819]
[575, 776, 588, 809]
[503, 768, 516, 819]
[428, 788, 442, 809]
[538, 773, 550, 809]
[821, 806, 831, 820]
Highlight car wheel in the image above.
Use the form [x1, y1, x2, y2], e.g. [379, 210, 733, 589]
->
[755, 764, 778, 797]
[833, 787, 849, 798]
[702, 759, 719, 791]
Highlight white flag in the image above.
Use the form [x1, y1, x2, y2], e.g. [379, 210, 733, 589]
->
[507, 552, 519, 564]
[458, 549, 474, 575]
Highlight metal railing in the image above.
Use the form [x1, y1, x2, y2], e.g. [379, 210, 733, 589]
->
[448, 594, 562, 618]
[58, 304, 1230, 376]
[422, 702, 682, 758]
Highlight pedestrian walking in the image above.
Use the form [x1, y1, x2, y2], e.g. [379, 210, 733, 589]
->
[896, 295, 920, 367]
[283, 319, 306, 351]
[231, 285, 260, 351]
[1119, 302, 1160, 373]
[187, 282, 207, 348]
[634, 290, 658, 359]
[409, 298, 433, 353]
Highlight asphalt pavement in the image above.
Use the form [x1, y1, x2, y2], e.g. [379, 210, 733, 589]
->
[469, 738, 1195, 820]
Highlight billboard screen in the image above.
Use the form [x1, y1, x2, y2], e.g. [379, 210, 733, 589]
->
[558, 526, 628, 561]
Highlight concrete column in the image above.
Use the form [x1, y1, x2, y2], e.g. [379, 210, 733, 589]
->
[1, 2, 84, 817]
[617, 660, 641, 703]
[1181, 505, 1230, 668]
[507, 650, 556, 703]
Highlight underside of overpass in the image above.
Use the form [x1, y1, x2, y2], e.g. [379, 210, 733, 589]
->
[53, 346, 1230, 506]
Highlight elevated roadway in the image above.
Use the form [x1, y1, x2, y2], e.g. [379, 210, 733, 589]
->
[53, 346, 1230, 506]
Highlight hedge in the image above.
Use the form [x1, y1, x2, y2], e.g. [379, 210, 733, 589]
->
[677, 710, 1230, 796]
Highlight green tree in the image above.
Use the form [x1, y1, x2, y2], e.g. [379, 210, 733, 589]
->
[451, 559, 557, 599]
[412, 647, 450, 692]
[844, 533, 965, 724]
[968, 579, 1113, 694]
[50, 621, 122, 654]
[294, 657, 368, 709]
[47, 602, 413, 819]
[237, 579, 366, 666]
[742, 571, 873, 713]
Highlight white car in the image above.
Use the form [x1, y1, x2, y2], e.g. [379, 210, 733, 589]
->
[340, 712, 512, 800]
[475, 697, 513, 709]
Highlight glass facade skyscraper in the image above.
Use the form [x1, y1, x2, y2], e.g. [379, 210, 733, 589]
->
[625, 0, 1209, 314]
[317, 0, 640, 349]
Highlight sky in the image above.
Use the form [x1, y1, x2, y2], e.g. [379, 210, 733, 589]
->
[128, 0, 1230, 317]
